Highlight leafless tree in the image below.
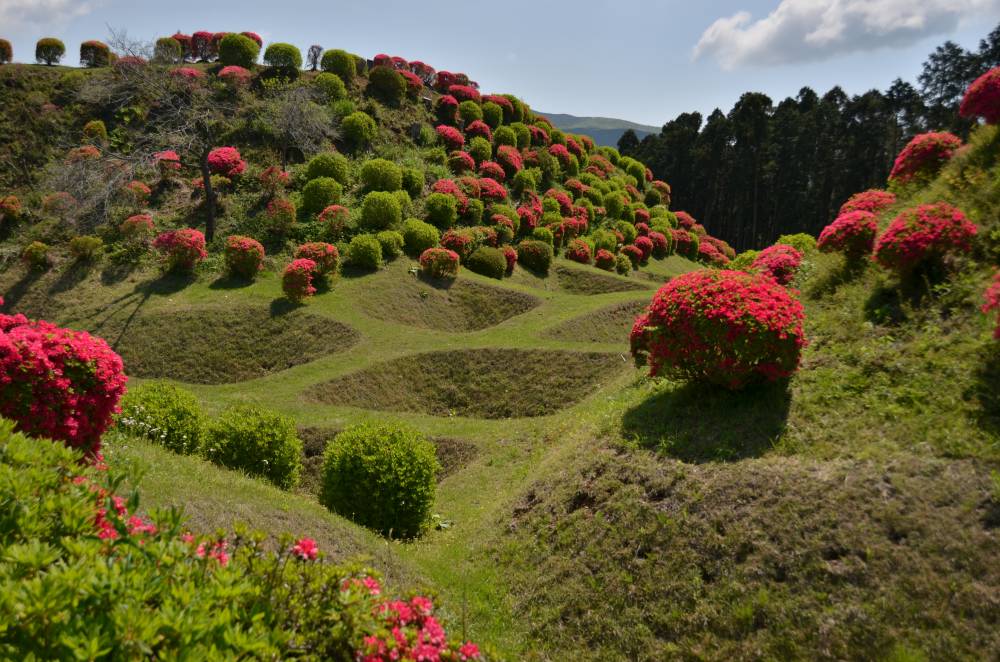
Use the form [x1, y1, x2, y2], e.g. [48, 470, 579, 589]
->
[260, 84, 339, 170]
[307, 45, 323, 72]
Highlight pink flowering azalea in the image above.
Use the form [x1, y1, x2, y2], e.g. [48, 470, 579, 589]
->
[436, 125, 465, 151]
[464, 119, 492, 142]
[671, 228, 698, 259]
[565, 238, 592, 264]
[983, 271, 1000, 339]
[447, 84, 480, 103]
[259, 165, 290, 194]
[477, 177, 507, 202]
[502, 245, 517, 273]
[124, 180, 151, 203]
[873, 202, 977, 274]
[290, 537, 319, 560]
[207, 146, 246, 177]
[634, 235, 655, 262]
[121, 213, 155, 239]
[698, 240, 729, 267]
[889, 132, 962, 184]
[218, 65, 252, 87]
[630, 269, 807, 389]
[547, 143, 572, 168]
[155, 150, 182, 175]
[152, 228, 207, 272]
[294, 242, 340, 275]
[621, 244, 643, 267]
[839, 189, 896, 215]
[283, 258, 318, 302]
[960, 66, 1000, 124]
[224, 235, 265, 279]
[435, 95, 459, 124]
[594, 248, 616, 271]
[545, 189, 573, 215]
[477, 160, 505, 181]
[818, 210, 878, 260]
[675, 211, 697, 230]
[448, 150, 475, 174]
[318, 204, 349, 238]
[420, 247, 460, 278]
[751, 243, 802, 285]
[169, 66, 204, 80]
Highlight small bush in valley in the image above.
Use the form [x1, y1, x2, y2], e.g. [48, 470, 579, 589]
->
[118, 382, 206, 455]
[204, 405, 302, 489]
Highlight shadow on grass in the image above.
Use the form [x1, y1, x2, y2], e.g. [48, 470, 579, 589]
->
[48, 260, 92, 295]
[416, 271, 457, 291]
[100, 260, 141, 286]
[269, 298, 300, 317]
[809, 259, 868, 297]
[0, 268, 42, 311]
[339, 264, 379, 280]
[209, 273, 254, 290]
[972, 346, 1000, 438]
[621, 379, 792, 463]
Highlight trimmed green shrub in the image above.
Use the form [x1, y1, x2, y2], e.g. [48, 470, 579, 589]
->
[604, 191, 624, 219]
[69, 235, 103, 261]
[218, 33, 259, 69]
[342, 111, 377, 150]
[35, 38, 65, 65]
[532, 226, 554, 245]
[319, 423, 438, 538]
[494, 126, 517, 147]
[203, 405, 301, 489]
[776, 233, 817, 255]
[466, 246, 507, 279]
[360, 191, 402, 230]
[517, 240, 554, 274]
[615, 253, 632, 274]
[392, 190, 412, 217]
[510, 122, 531, 148]
[302, 177, 343, 215]
[314, 72, 347, 102]
[468, 136, 491, 164]
[592, 229, 617, 253]
[305, 152, 350, 185]
[512, 168, 539, 196]
[263, 43, 302, 70]
[320, 48, 355, 84]
[729, 249, 759, 271]
[458, 100, 482, 124]
[367, 66, 405, 105]
[462, 198, 484, 224]
[481, 102, 502, 129]
[153, 37, 181, 63]
[21, 241, 50, 270]
[425, 192, 457, 229]
[402, 218, 440, 256]
[346, 233, 382, 269]
[376, 230, 404, 260]
[82, 120, 107, 143]
[401, 167, 424, 198]
[118, 382, 205, 455]
[616, 221, 638, 244]
[360, 158, 402, 192]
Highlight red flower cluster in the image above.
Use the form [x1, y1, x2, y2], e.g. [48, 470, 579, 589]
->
[440, 229, 477, 260]
[545, 189, 573, 215]
[432, 179, 469, 214]
[207, 146, 246, 177]
[675, 211, 696, 230]
[698, 240, 729, 267]
[152, 228, 207, 272]
[419, 247, 460, 279]
[124, 180, 151, 204]
[595, 248, 616, 271]
[155, 150, 182, 175]
[478, 161, 505, 181]
[0, 195, 21, 224]
[873, 202, 977, 273]
[121, 213, 155, 239]
[436, 125, 465, 151]
[651, 180, 671, 206]
[224, 235, 265, 279]
[565, 238, 592, 264]
[648, 231, 670, 258]
[448, 84, 481, 103]
[67, 144, 101, 162]
[478, 177, 507, 202]
[502, 245, 517, 273]
[218, 65, 252, 87]
[495, 145, 523, 176]
[839, 189, 896, 215]
[630, 269, 807, 389]
[435, 95, 458, 124]
[265, 197, 296, 234]
[0, 305, 127, 454]
[671, 229, 698, 259]
[528, 125, 549, 147]
[634, 235, 654, 261]
[483, 94, 514, 118]
[548, 143, 572, 169]
[465, 120, 492, 142]
[318, 204, 350, 238]
[400, 70, 423, 97]
[170, 66, 205, 80]
[290, 537, 319, 561]
[983, 271, 1000, 339]
[259, 165, 290, 194]
[960, 66, 1000, 124]
[888, 132, 962, 184]
[294, 242, 340, 275]
[621, 244, 643, 267]
[360, 596, 482, 662]
[751, 244, 803, 285]
[448, 150, 475, 174]
[283, 258, 318, 302]
[818, 210, 878, 259]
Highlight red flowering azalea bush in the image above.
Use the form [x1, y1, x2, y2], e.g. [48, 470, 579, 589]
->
[698, 241, 729, 267]
[839, 189, 896, 215]
[621, 244, 643, 268]
[152, 228, 207, 272]
[634, 235, 654, 262]
[448, 84, 480, 103]
[648, 231, 670, 258]
[67, 144, 100, 162]
[594, 249, 616, 271]
[448, 150, 475, 174]
[318, 204, 350, 239]
[124, 180, 151, 205]
[478, 160, 505, 180]
[465, 120, 492, 142]
[478, 177, 507, 202]
[283, 258, 318, 302]
[751, 244, 803, 285]
[419, 247, 460, 279]
[224, 235, 265, 279]
[873, 202, 977, 275]
[265, 197, 296, 234]
[675, 211, 696, 230]
[983, 272, 1000, 339]
[888, 132, 961, 185]
[548, 143, 572, 169]
[207, 146, 246, 177]
[359, 596, 483, 661]
[440, 229, 478, 260]
[630, 270, 807, 389]
[436, 95, 459, 124]
[121, 213, 155, 240]
[960, 66, 1000, 124]
[1, 195, 22, 225]
[671, 228, 699, 259]
[436, 125, 464, 151]
[0, 304, 127, 454]
[818, 211, 878, 260]
[218, 65, 252, 87]
[259, 165, 290, 194]
[155, 150, 181, 177]
[294, 242, 340, 275]
[170, 66, 204, 80]
[501, 245, 517, 273]
[565, 238, 592, 264]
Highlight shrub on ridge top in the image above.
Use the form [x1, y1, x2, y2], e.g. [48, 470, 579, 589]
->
[224, 235, 265, 279]
[873, 202, 977, 276]
[367, 65, 406, 105]
[35, 37, 65, 65]
[630, 269, 807, 389]
[320, 423, 439, 538]
[263, 42, 301, 71]
[218, 33, 259, 69]
[204, 405, 302, 489]
[320, 48, 356, 84]
[839, 189, 896, 215]
[960, 66, 1000, 124]
[420, 247, 460, 279]
[118, 382, 205, 455]
[888, 132, 961, 185]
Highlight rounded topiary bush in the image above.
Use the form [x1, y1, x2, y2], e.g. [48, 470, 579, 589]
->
[302, 177, 343, 215]
[401, 167, 424, 198]
[420, 247, 460, 279]
[360, 191, 402, 230]
[751, 244, 803, 285]
[360, 158, 402, 192]
[79, 40, 110, 67]
[294, 242, 340, 275]
[152, 229, 207, 273]
[517, 240, 554, 274]
[118, 382, 206, 455]
[873, 202, 978, 277]
[817, 211, 878, 261]
[320, 48, 355, 84]
[594, 248, 616, 271]
[35, 37, 65, 65]
[367, 65, 406, 105]
[376, 230, 405, 260]
[621, 244, 643, 268]
[0, 39, 12, 64]
[204, 405, 302, 489]
[21, 241, 51, 270]
[342, 111, 377, 149]
[425, 191, 458, 229]
[481, 102, 502, 129]
[630, 269, 807, 389]
[465, 246, 507, 279]
[283, 258, 317, 302]
[346, 234, 383, 270]
[218, 33, 259, 69]
[402, 218, 440, 255]
[265, 197, 297, 235]
[615, 253, 632, 275]
[565, 238, 592, 264]
[224, 235, 265, 279]
[0, 310, 127, 454]
[839, 189, 896, 215]
[320, 423, 439, 538]
[960, 66, 1000, 124]
[314, 72, 347, 102]
[69, 235, 103, 262]
[775, 233, 816, 255]
[306, 152, 350, 185]
[888, 132, 961, 186]
[263, 42, 302, 70]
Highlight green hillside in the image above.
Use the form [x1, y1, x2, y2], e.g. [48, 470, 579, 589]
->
[1, 37, 1000, 661]
[539, 111, 659, 147]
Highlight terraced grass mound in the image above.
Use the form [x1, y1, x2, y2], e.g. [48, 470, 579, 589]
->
[307, 349, 624, 419]
[500, 444, 1000, 661]
[358, 272, 541, 331]
[543, 299, 649, 344]
[297, 427, 478, 494]
[94, 306, 359, 384]
[554, 265, 652, 295]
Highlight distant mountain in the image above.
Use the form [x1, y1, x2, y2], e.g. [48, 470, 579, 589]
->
[536, 112, 660, 147]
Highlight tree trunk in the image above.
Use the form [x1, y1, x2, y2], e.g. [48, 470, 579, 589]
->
[200, 150, 216, 242]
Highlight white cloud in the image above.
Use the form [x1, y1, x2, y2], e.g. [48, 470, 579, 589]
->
[693, 0, 1000, 69]
[0, 0, 101, 28]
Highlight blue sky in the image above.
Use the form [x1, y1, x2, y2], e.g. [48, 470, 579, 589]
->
[2, 0, 998, 127]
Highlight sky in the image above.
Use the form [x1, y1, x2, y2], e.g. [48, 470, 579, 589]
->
[1, 0, 998, 127]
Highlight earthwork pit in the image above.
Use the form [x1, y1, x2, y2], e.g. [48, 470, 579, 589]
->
[543, 299, 650, 344]
[553, 265, 652, 295]
[91, 305, 359, 384]
[306, 348, 625, 419]
[358, 272, 541, 331]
